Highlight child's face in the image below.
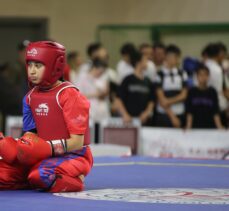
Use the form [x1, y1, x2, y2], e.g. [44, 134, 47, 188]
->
[27, 61, 45, 84]
[197, 69, 209, 86]
[165, 53, 180, 68]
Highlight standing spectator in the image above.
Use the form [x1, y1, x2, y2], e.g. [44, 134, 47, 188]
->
[0, 62, 20, 115]
[116, 43, 136, 84]
[0, 62, 22, 132]
[9, 40, 30, 114]
[139, 43, 157, 82]
[97, 49, 119, 116]
[78, 42, 103, 74]
[116, 51, 155, 125]
[68, 51, 83, 85]
[139, 43, 153, 60]
[186, 64, 224, 129]
[201, 43, 212, 62]
[222, 55, 229, 103]
[155, 44, 188, 128]
[152, 43, 166, 71]
[77, 59, 110, 122]
[204, 43, 228, 127]
[77, 59, 110, 143]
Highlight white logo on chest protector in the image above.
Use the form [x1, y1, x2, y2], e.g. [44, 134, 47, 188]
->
[27, 48, 38, 56]
[35, 103, 49, 116]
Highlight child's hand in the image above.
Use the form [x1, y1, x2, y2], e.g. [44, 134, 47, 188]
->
[17, 132, 52, 166]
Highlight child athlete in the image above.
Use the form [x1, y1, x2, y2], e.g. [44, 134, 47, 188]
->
[0, 41, 93, 192]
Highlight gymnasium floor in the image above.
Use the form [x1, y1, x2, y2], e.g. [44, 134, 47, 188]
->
[0, 156, 229, 211]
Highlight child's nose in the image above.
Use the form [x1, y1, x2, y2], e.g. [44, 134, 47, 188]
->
[29, 65, 36, 74]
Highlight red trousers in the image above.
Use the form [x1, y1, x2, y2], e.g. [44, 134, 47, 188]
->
[0, 146, 93, 192]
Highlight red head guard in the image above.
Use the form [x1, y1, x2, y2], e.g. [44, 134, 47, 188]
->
[26, 41, 66, 87]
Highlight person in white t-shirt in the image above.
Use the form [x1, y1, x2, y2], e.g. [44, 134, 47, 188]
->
[77, 58, 110, 124]
[116, 43, 136, 84]
[204, 43, 228, 127]
[78, 43, 103, 75]
[67, 51, 83, 85]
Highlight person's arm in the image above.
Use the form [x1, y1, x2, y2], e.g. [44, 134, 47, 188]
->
[185, 113, 193, 129]
[223, 88, 229, 100]
[139, 101, 154, 124]
[116, 77, 133, 122]
[156, 88, 170, 108]
[184, 88, 193, 130]
[66, 134, 84, 151]
[214, 114, 225, 129]
[156, 85, 181, 127]
[139, 80, 155, 124]
[115, 97, 132, 123]
[87, 88, 108, 99]
[156, 87, 187, 109]
[167, 88, 188, 105]
[165, 107, 181, 128]
[212, 88, 225, 129]
[167, 71, 188, 105]
[96, 80, 110, 100]
[22, 94, 37, 134]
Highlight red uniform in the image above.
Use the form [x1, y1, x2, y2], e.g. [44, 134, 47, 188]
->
[0, 82, 93, 192]
[27, 82, 93, 192]
[0, 41, 93, 192]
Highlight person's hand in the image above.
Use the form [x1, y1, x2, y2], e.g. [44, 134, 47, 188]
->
[160, 98, 170, 108]
[123, 114, 132, 124]
[139, 112, 149, 124]
[17, 132, 67, 166]
[183, 126, 191, 132]
[17, 132, 52, 166]
[218, 125, 226, 130]
[170, 116, 181, 128]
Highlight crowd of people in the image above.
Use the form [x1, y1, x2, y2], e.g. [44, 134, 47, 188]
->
[1, 40, 229, 132]
[66, 41, 229, 130]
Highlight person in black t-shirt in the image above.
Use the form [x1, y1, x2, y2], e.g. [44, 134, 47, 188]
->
[185, 64, 224, 129]
[116, 51, 155, 125]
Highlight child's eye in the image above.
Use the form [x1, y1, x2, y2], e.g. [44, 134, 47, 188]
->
[35, 63, 43, 68]
[27, 61, 33, 66]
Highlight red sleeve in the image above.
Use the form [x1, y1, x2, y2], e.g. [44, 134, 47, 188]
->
[58, 87, 90, 135]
